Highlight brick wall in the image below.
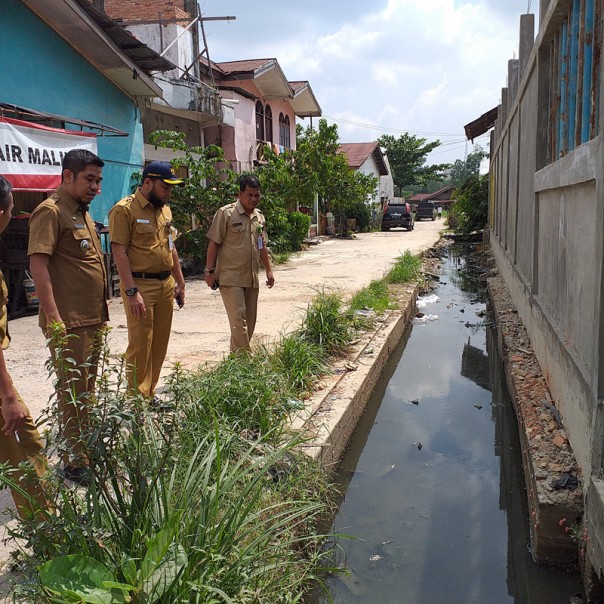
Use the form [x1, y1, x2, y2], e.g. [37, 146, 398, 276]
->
[103, 0, 190, 23]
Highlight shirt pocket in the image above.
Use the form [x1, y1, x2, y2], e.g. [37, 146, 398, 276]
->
[135, 222, 157, 245]
[71, 228, 95, 256]
[229, 222, 246, 234]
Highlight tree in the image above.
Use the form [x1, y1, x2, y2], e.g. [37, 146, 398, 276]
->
[294, 119, 343, 209]
[148, 130, 238, 270]
[449, 146, 488, 188]
[378, 133, 450, 190]
[449, 173, 488, 236]
[258, 119, 378, 234]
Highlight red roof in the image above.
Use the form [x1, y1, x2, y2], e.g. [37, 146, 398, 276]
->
[409, 185, 456, 202]
[339, 142, 388, 175]
[212, 58, 275, 75]
[289, 81, 307, 92]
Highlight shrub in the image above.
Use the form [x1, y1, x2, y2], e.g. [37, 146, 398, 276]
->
[286, 211, 311, 251]
[450, 173, 488, 236]
[343, 199, 372, 232]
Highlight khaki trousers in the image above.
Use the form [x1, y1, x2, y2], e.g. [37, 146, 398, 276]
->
[0, 392, 49, 518]
[219, 285, 259, 352]
[123, 276, 174, 397]
[47, 324, 104, 467]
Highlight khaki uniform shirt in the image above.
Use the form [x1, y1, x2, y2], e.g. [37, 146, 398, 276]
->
[108, 190, 174, 273]
[0, 271, 11, 350]
[27, 187, 109, 329]
[207, 200, 267, 288]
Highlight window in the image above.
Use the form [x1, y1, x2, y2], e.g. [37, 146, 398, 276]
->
[547, 0, 602, 162]
[279, 113, 291, 148]
[255, 101, 265, 142]
[265, 105, 273, 143]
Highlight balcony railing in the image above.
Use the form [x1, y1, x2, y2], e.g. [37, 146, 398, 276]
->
[155, 76, 223, 125]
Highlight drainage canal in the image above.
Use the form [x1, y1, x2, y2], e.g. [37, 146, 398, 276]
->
[312, 246, 584, 604]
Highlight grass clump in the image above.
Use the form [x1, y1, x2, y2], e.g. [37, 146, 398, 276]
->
[350, 279, 392, 313]
[387, 249, 422, 284]
[272, 333, 328, 394]
[299, 289, 354, 357]
[272, 251, 292, 265]
[170, 348, 292, 442]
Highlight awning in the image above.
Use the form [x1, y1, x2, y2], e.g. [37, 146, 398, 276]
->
[464, 106, 498, 142]
[0, 103, 128, 137]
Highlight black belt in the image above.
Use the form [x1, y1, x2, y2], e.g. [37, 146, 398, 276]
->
[132, 271, 171, 280]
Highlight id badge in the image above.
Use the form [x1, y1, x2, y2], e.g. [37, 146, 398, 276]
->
[168, 233, 174, 250]
[257, 235, 263, 250]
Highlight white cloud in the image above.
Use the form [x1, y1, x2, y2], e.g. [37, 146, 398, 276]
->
[205, 0, 537, 162]
[317, 25, 382, 60]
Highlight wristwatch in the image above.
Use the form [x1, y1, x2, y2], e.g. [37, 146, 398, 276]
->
[205, 267, 216, 275]
[125, 287, 139, 296]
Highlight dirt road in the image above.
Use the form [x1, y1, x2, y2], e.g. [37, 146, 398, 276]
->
[0, 219, 444, 583]
[7, 218, 444, 418]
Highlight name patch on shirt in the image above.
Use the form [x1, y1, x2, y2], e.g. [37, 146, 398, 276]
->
[232, 221, 243, 226]
[136, 218, 150, 224]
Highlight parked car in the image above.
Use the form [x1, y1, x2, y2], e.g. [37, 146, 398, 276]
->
[381, 202, 414, 231]
[415, 201, 437, 221]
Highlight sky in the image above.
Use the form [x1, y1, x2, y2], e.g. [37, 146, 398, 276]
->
[200, 0, 539, 166]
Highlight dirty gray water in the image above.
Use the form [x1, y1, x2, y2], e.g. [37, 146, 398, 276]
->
[312, 247, 584, 604]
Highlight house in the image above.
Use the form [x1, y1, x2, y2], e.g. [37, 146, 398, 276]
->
[408, 185, 456, 211]
[100, 0, 225, 162]
[477, 2, 604, 596]
[1, 0, 173, 221]
[338, 142, 391, 208]
[1, 0, 173, 314]
[98, 1, 322, 174]
[201, 58, 322, 173]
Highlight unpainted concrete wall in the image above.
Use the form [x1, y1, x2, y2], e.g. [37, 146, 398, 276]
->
[489, 0, 604, 583]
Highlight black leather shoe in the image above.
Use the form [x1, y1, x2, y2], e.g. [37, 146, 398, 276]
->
[63, 466, 90, 487]
[149, 396, 175, 412]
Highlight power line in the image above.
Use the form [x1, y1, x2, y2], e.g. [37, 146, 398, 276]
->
[322, 114, 464, 138]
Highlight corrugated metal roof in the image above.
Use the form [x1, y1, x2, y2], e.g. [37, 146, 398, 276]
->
[0, 102, 129, 136]
[75, 0, 175, 74]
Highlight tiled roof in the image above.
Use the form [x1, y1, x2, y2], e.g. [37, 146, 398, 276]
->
[213, 58, 276, 75]
[339, 142, 381, 169]
[408, 193, 432, 201]
[408, 185, 456, 202]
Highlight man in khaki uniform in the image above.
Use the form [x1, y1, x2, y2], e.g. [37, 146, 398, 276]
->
[0, 175, 50, 516]
[28, 150, 108, 487]
[109, 161, 186, 402]
[205, 174, 274, 352]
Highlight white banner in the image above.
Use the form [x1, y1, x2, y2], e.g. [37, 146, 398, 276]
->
[0, 117, 97, 191]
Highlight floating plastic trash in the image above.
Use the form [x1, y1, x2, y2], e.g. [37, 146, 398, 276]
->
[413, 314, 439, 324]
[416, 294, 440, 308]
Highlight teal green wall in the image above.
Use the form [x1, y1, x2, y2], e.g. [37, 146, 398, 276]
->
[1, 0, 144, 223]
